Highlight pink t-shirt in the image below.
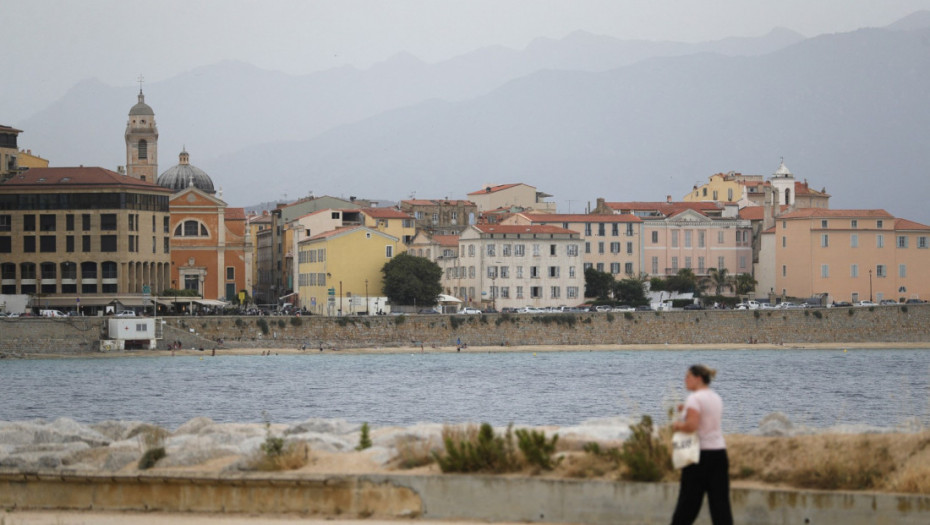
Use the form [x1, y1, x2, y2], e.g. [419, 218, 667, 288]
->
[684, 388, 726, 450]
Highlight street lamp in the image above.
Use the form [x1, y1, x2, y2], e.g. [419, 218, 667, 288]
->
[365, 279, 369, 315]
[339, 280, 343, 316]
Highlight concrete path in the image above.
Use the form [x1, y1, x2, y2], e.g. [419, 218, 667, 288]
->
[1, 511, 526, 525]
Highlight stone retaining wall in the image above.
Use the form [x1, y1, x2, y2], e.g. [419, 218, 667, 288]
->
[3, 304, 929, 354]
[2, 471, 929, 524]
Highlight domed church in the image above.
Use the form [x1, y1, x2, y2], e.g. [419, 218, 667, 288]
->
[130, 92, 251, 306]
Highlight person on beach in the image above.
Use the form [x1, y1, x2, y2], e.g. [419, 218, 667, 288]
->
[670, 364, 732, 525]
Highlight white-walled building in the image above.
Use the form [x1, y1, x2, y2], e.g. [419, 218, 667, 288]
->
[451, 224, 583, 310]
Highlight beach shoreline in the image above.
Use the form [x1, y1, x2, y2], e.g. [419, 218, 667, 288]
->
[10, 341, 930, 359]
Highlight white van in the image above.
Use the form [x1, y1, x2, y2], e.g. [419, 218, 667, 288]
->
[40, 309, 66, 318]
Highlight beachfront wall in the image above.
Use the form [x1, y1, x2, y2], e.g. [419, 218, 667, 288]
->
[3, 304, 929, 355]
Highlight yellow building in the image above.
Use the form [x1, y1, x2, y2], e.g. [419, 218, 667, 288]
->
[297, 226, 402, 315]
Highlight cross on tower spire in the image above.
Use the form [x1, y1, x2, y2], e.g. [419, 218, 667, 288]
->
[137, 74, 145, 93]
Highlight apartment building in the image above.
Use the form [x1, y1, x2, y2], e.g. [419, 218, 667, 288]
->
[452, 224, 583, 310]
[0, 167, 172, 312]
[500, 212, 643, 277]
[773, 209, 930, 302]
[400, 199, 477, 235]
[467, 183, 556, 213]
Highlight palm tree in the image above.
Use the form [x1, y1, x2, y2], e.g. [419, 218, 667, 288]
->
[708, 267, 732, 295]
[734, 273, 758, 295]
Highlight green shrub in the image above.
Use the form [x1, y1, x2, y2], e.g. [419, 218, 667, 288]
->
[277, 319, 286, 328]
[620, 415, 672, 482]
[606, 313, 615, 323]
[235, 318, 245, 328]
[624, 312, 634, 320]
[356, 422, 373, 451]
[138, 447, 166, 470]
[290, 316, 303, 327]
[450, 316, 464, 329]
[584, 441, 623, 466]
[812, 310, 823, 319]
[901, 305, 909, 313]
[394, 315, 406, 325]
[434, 423, 517, 473]
[257, 318, 269, 335]
[848, 308, 855, 316]
[515, 428, 561, 471]
[247, 419, 309, 471]
[753, 310, 761, 319]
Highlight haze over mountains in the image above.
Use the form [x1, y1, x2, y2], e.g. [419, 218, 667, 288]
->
[14, 11, 930, 223]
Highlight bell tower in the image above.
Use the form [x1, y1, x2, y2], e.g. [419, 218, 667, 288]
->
[125, 80, 158, 181]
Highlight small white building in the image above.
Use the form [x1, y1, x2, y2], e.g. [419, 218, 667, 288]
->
[104, 318, 157, 350]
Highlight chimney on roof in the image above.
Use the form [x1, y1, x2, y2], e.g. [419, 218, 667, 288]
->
[486, 186, 492, 193]
[666, 195, 672, 203]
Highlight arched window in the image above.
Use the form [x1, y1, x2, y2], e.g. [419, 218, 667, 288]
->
[60, 262, 77, 280]
[41, 262, 56, 279]
[174, 220, 210, 237]
[784, 188, 791, 204]
[101, 261, 118, 279]
[81, 262, 97, 279]
[139, 140, 148, 160]
[20, 263, 36, 280]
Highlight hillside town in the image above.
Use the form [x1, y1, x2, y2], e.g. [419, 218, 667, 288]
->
[2, 92, 929, 316]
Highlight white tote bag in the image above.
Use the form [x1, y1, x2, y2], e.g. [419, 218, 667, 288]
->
[671, 432, 700, 469]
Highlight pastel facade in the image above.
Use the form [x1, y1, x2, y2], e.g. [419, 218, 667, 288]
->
[500, 213, 643, 277]
[467, 183, 556, 213]
[400, 199, 477, 235]
[683, 162, 830, 210]
[773, 209, 930, 302]
[452, 224, 583, 309]
[1, 125, 23, 182]
[297, 226, 401, 315]
[167, 187, 250, 302]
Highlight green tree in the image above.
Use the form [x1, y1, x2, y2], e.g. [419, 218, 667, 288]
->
[665, 268, 699, 294]
[649, 276, 668, 292]
[381, 253, 443, 306]
[613, 278, 647, 305]
[707, 267, 732, 295]
[584, 267, 615, 299]
[734, 273, 757, 295]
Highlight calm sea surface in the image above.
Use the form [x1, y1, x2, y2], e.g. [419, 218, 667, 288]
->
[2, 348, 928, 433]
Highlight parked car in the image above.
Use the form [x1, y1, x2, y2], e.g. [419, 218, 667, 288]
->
[682, 303, 704, 310]
[40, 310, 67, 318]
[736, 300, 760, 310]
[879, 299, 899, 305]
[116, 310, 137, 317]
[636, 305, 653, 311]
[461, 307, 482, 314]
[905, 299, 926, 304]
[856, 300, 878, 307]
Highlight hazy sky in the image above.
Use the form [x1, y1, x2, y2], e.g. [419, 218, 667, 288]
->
[5, 0, 930, 120]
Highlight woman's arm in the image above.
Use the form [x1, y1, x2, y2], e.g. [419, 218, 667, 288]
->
[672, 407, 700, 433]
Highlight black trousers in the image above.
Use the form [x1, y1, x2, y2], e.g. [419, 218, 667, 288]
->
[670, 449, 733, 525]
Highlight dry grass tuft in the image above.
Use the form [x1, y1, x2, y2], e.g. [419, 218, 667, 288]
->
[246, 440, 310, 471]
[392, 435, 437, 469]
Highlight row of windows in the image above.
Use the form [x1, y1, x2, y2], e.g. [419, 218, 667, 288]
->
[0, 213, 170, 233]
[585, 241, 634, 254]
[462, 243, 580, 258]
[582, 223, 636, 237]
[298, 248, 326, 264]
[449, 285, 580, 301]
[444, 265, 579, 280]
[580, 262, 636, 275]
[810, 219, 886, 230]
[1, 261, 119, 281]
[656, 229, 750, 247]
[0, 235, 169, 254]
[781, 263, 907, 279]
[297, 273, 328, 287]
[647, 256, 744, 274]
[0, 193, 169, 211]
[809, 234, 930, 249]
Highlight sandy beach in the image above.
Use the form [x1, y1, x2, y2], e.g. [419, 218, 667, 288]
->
[18, 341, 930, 360]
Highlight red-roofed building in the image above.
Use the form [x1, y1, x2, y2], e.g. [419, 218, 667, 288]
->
[452, 224, 583, 310]
[467, 183, 556, 214]
[768, 209, 930, 302]
[400, 198, 477, 235]
[500, 212, 643, 277]
[0, 166, 172, 313]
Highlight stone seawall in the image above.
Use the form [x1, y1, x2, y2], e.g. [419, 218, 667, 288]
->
[3, 304, 929, 354]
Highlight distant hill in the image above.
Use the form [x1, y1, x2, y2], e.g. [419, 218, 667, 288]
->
[209, 25, 930, 224]
[15, 27, 803, 181]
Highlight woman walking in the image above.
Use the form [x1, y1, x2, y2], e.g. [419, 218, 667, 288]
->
[670, 365, 733, 525]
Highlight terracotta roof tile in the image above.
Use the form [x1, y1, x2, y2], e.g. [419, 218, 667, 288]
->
[516, 213, 641, 223]
[467, 183, 523, 196]
[2, 166, 172, 193]
[778, 209, 893, 219]
[894, 218, 930, 231]
[432, 234, 460, 247]
[361, 207, 413, 219]
[225, 207, 246, 220]
[474, 224, 576, 235]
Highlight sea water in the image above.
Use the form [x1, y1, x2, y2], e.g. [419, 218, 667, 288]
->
[1, 348, 928, 433]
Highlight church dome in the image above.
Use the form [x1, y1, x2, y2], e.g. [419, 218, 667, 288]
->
[129, 90, 154, 116]
[157, 149, 215, 194]
[773, 159, 793, 178]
